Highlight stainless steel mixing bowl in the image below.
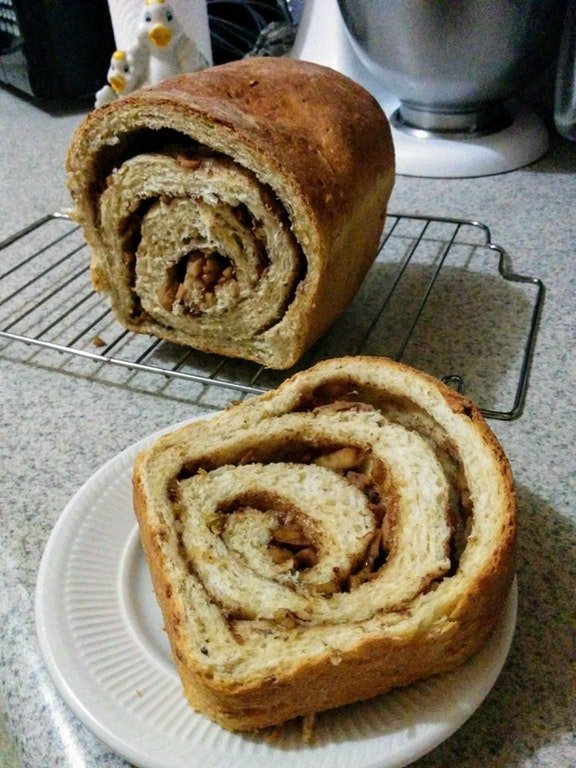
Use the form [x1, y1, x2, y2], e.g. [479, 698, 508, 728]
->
[338, 0, 564, 134]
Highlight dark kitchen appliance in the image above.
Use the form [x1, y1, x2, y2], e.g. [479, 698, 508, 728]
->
[0, 0, 115, 102]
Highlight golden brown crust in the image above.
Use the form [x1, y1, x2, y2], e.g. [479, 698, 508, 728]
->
[132, 355, 516, 731]
[66, 58, 395, 369]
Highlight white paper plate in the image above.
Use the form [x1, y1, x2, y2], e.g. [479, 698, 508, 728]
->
[35, 419, 517, 768]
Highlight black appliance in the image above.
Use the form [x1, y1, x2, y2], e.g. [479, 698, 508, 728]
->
[0, 0, 115, 101]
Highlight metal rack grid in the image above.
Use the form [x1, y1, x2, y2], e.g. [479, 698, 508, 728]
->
[0, 211, 544, 419]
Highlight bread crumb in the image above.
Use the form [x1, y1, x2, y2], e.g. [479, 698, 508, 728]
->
[301, 714, 316, 744]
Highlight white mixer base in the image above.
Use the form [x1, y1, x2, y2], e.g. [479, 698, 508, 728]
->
[390, 104, 549, 178]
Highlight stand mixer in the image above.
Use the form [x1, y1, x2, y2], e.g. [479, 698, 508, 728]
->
[292, 0, 564, 177]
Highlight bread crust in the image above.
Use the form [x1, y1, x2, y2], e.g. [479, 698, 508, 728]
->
[66, 58, 395, 369]
[133, 355, 516, 731]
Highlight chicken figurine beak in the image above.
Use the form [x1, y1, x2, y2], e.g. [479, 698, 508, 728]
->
[148, 23, 173, 48]
[108, 74, 127, 93]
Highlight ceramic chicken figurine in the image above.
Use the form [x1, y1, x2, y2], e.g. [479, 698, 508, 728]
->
[94, 1, 208, 109]
[136, 0, 208, 85]
[94, 49, 145, 108]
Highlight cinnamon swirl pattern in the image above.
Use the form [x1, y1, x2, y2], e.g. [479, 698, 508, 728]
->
[133, 356, 516, 732]
[66, 57, 395, 369]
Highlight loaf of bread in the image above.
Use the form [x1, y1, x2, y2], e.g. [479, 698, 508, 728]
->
[66, 57, 395, 369]
[132, 355, 516, 731]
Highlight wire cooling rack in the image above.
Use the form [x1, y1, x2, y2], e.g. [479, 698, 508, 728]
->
[0, 211, 544, 419]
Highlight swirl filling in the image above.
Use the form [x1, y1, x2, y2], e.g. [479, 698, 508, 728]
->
[161, 400, 472, 640]
[99, 145, 305, 342]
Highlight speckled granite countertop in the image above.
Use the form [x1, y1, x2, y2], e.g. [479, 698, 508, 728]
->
[0, 83, 574, 768]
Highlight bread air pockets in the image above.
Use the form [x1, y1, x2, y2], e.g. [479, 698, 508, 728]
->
[66, 57, 395, 369]
[132, 356, 516, 732]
